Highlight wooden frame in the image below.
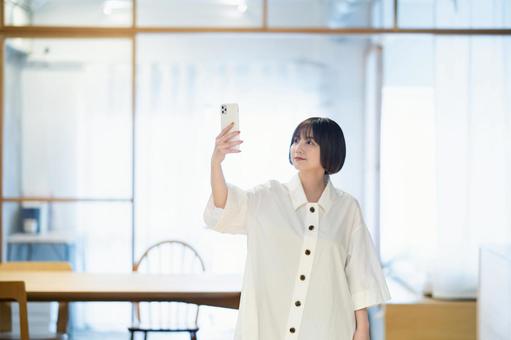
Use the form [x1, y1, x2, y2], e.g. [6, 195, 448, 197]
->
[130, 2, 137, 267]
[0, 31, 3, 264]
[1, 1, 511, 265]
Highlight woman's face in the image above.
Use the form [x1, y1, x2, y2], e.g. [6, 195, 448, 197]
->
[290, 131, 324, 173]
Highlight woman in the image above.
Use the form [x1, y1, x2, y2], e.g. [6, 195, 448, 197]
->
[203, 117, 390, 340]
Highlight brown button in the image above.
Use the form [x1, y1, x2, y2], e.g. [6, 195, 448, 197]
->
[308, 225, 314, 231]
[295, 300, 301, 306]
[290, 327, 296, 333]
[305, 249, 311, 255]
[309, 207, 315, 213]
[300, 274, 306, 280]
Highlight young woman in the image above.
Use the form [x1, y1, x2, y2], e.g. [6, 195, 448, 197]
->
[204, 117, 390, 340]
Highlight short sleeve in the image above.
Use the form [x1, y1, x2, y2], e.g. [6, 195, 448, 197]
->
[202, 183, 254, 235]
[345, 202, 391, 310]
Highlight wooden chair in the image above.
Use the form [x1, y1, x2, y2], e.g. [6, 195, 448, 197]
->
[129, 240, 206, 340]
[0, 282, 29, 340]
[0, 262, 72, 340]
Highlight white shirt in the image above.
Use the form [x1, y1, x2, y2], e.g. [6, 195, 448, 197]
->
[203, 173, 391, 340]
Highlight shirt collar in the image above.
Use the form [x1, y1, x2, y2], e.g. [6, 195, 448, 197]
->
[284, 173, 337, 213]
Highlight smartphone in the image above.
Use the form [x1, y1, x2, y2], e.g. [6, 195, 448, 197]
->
[221, 103, 239, 132]
[220, 103, 240, 151]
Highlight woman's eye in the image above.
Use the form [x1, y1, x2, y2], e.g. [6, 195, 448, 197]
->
[306, 140, 313, 145]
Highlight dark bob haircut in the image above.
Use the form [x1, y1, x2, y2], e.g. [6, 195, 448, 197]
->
[288, 117, 346, 175]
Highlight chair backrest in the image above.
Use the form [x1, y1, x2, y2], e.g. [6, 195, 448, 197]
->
[0, 261, 72, 334]
[133, 240, 206, 328]
[0, 281, 29, 340]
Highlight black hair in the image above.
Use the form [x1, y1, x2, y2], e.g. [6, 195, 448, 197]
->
[288, 117, 346, 175]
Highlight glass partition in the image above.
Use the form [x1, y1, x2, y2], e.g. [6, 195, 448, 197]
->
[3, 38, 132, 199]
[269, 0, 394, 28]
[137, 0, 263, 27]
[398, 0, 511, 28]
[4, 0, 132, 27]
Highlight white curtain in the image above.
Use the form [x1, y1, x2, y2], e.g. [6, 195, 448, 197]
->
[382, 0, 511, 298]
[433, 35, 511, 298]
[381, 34, 511, 299]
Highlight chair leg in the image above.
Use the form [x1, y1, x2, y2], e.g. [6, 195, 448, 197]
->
[190, 331, 197, 340]
[144, 331, 148, 340]
[129, 330, 134, 340]
[0, 302, 12, 332]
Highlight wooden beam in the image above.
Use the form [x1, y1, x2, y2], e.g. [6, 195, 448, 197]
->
[0, 35, 3, 263]
[0, 26, 511, 37]
[393, 0, 399, 30]
[132, 0, 137, 28]
[263, 0, 268, 29]
[0, 0, 4, 29]
[130, 35, 136, 266]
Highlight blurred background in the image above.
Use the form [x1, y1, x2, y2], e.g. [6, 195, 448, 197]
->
[1, 0, 510, 339]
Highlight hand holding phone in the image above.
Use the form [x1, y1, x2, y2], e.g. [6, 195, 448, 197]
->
[211, 103, 243, 164]
[221, 103, 241, 151]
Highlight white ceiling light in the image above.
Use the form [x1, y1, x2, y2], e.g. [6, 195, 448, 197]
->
[103, 0, 131, 16]
[237, 2, 248, 13]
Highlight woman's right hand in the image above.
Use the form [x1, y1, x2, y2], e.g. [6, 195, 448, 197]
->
[211, 122, 244, 164]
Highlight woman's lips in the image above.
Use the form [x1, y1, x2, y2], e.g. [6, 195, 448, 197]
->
[294, 157, 306, 161]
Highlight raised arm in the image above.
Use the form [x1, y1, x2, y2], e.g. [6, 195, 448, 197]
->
[210, 122, 243, 208]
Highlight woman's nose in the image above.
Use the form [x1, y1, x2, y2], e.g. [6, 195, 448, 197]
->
[295, 145, 305, 154]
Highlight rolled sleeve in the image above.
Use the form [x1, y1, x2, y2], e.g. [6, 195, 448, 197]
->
[203, 183, 250, 235]
[345, 202, 391, 310]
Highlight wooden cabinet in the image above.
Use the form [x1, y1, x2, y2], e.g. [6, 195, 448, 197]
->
[384, 278, 476, 340]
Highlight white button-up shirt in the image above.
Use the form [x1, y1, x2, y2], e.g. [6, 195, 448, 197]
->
[203, 173, 391, 340]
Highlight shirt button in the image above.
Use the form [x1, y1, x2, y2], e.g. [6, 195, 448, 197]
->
[308, 225, 314, 231]
[290, 327, 296, 333]
[295, 300, 301, 306]
[309, 207, 315, 213]
[300, 274, 306, 280]
[305, 249, 311, 255]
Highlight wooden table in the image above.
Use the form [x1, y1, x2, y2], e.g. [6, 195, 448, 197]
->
[0, 272, 242, 309]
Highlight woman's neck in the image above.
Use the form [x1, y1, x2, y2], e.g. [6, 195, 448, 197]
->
[298, 171, 328, 203]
